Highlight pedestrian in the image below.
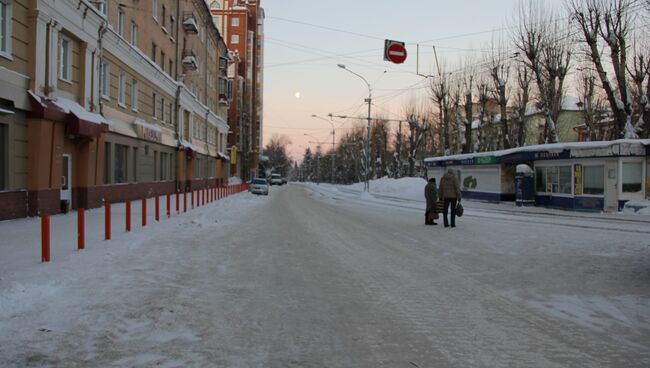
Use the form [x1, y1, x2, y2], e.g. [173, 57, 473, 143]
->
[439, 168, 462, 228]
[424, 177, 438, 225]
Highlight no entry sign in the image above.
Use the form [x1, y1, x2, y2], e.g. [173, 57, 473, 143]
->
[384, 39, 407, 64]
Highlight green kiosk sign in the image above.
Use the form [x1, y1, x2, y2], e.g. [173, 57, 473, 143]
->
[474, 156, 497, 165]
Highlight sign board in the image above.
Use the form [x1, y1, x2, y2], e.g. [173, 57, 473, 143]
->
[230, 145, 237, 165]
[384, 39, 407, 64]
[574, 164, 583, 196]
[474, 156, 497, 165]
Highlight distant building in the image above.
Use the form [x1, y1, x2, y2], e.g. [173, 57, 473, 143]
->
[210, 0, 264, 180]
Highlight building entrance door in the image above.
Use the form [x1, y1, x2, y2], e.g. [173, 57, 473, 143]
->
[604, 160, 618, 212]
[61, 154, 72, 208]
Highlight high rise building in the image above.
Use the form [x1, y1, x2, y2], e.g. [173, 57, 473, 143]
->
[210, 0, 264, 180]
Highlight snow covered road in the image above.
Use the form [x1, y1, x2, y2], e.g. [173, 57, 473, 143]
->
[1, 183, 649, 367]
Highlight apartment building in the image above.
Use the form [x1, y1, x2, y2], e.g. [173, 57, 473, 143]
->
[210, 0, 263, 180]
[0, 0, 232, 220]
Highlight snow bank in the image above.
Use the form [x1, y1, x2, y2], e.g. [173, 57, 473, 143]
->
[622, 200, 650, 215]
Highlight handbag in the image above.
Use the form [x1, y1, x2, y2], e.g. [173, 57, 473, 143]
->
[435, 200, 444, 212]
[456, 202, 464, 217]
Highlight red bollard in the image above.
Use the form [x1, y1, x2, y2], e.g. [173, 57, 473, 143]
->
[126, 201, 131, 232]
[41, 214, 50, 263]
[155, 195, 160, 222]
[191, 190, 195, 209]
[105, 203, 111, 240]
[183, 191, 187, 213]
[166, 193, 171, 218]
[175, 191, 179, 214]
[78, 208, 85, 250]
[142, 198, 147, 226]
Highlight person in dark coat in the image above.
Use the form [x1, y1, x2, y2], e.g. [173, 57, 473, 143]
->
[424, 177, 438, 225]
[439, 168, 461, 228]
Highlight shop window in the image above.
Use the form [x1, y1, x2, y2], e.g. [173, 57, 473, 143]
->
[160, 152, 168, 181]
[114, 144, 128, 183]
[132, 147, 138, 182]
[558, 166, 572, 194]
[103, 142, 111, 184]
[583, 165, 604, 195]
[622, 162, 642, 193]
[535, 166, 572, 194]
[0, 123, 6, 190]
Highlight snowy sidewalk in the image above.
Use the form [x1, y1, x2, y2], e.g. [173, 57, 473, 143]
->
[0, 189, 250, 282]
[307, 178, 650, 224]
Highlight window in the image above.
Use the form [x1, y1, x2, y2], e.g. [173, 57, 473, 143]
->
[117, 8, 125, 37]
[161, 6, 167, 31]
[168, 102, 173, 124]
[114, 144, 128, 184]
[152, 0, 158, 21]
[168, 59, 173, 75]
[160, 51, 165, 69]
[0, 0, 13, 58]
[130, 22, 138, 46]
[623, 162, 643, 193]
[535, 166, 572, 194]
[100, 60, 109, 98]
[231, 34, 239, 44]
[103, 142, 111, 184]
[231, 17, 239, 27]
[59, 35, 72, 82]
[583, 166, 604, 195]
[0, 123, 6, 189]
[152, 92, 157, 119]
[118, 72, 126, 106]
[132, 147, 138, 182]
[161, 97, 165, 123]
[151, 43, 157, 63]
[131, 80, 138, 111]
[101, 0, 108, 15]
[169, 14, 175, 39]
[558, 166, 572, 194]
[159, 152, 168, 180]
[153, 150, 158, 180]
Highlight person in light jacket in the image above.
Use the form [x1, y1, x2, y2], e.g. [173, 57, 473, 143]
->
[424, 177, 438, 225]
[439, 168, 461, 228]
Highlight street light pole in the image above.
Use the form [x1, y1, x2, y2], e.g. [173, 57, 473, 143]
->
[311, 114, 336, 184]
[338, 64, 371, 192]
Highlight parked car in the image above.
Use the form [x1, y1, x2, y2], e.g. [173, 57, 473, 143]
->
[269, 173, 283, 185]
[249, 178, 269, 195]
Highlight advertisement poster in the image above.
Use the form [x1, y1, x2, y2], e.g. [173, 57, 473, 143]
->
[574, 164, 583, 196]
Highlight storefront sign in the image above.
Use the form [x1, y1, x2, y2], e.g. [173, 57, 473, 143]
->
[475, 156, 496, 165]
[574, 164, 583, 196]
[230, 145, 237, 165]
[142, 127, 162, 143]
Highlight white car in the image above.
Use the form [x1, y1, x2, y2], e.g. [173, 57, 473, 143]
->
[249, 178, 269, 195]
[269, 174, 283, 185]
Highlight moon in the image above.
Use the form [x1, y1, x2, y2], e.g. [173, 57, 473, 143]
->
[294, 91, 301, 99]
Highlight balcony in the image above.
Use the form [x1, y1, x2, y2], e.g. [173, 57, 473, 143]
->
[183, 13, 199, 34]
[182, 49, 198, 71]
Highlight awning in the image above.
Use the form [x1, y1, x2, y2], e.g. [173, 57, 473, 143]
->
[28, 92, 108, 138]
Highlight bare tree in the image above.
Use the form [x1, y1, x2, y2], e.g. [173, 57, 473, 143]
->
[403, 100, 430, 176]
[576, 67, 599, 141]
[514, 0, 571, 143]
[430, 70, 453, 154]
[475, 77, 492, 152]
[628, 39, 649, 138]
[488, 41, 512, 149]
[569, 0, 637, 138]
[512, 62, 532, 146]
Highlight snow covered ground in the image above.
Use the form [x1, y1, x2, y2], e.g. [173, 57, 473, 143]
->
[1, 178, 649, 367]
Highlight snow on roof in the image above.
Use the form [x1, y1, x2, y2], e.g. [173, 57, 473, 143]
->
[424, 138, 650, 163]
[180, 139, 198, 151]
[53, 97, 107, 125]
[132, 118, 162, 132]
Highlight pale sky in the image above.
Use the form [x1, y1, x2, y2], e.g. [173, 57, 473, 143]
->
[262, 0, 566, 161]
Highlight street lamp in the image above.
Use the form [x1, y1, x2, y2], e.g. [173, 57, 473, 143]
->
[338, 63, 371, 192]
[311, 114, 336, 184]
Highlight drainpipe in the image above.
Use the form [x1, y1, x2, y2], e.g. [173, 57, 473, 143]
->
[97, 17, 108, 115]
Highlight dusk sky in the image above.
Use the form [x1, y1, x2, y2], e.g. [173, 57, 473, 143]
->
[262, 0, 566, 161]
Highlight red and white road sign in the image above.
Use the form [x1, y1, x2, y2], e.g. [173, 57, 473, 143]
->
[384, 40, 407, 64]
